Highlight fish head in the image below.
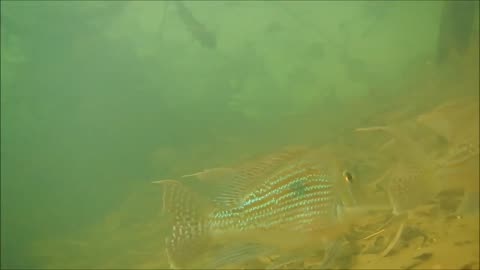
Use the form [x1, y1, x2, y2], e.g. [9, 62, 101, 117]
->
[323, 158, 358, 215]
[335, 169, 357, 209]
[302, 146, 358, 209]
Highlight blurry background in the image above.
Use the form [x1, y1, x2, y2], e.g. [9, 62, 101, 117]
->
[1, 1, 478, 268]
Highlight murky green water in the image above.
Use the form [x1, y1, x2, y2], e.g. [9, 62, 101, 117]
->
[1, 1, 478, 269]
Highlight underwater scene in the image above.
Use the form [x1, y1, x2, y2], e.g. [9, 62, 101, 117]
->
[1, 1, 479, 269]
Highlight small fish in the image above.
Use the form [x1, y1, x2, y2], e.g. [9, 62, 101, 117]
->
[264, 21, 284, 34]
[154, 147, 358, 269]
[416, 97, 479, 145]
[356, 112, 479, 216]
[174, 1, 217, 49]
[417, 97, 479, 214]
[354, 100, 479, 257]
[355, 124, 444, 257]
[355, 124, 444, 214]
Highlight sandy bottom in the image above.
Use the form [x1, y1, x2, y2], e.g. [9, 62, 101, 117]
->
[252, 201, 479, 270]
[32, 183, 479, 270]
[349, 207, 479, 270]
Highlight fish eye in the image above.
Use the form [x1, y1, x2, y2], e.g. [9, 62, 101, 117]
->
[343, 171, 354, 183]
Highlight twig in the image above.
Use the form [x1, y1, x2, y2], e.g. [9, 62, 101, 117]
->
[381, 221, 405, 257]
[362, 228, 385, 240]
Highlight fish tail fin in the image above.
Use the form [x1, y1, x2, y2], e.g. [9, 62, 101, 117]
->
[153, 180, 213, 269]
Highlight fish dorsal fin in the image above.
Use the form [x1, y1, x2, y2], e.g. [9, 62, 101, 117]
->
[182, 167, 236, 180]
[154, 179, 214, 215]
[190, 145, 310, 208]
[222, 146, 312, 208]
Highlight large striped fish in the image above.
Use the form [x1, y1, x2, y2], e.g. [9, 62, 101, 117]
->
[153, 146, 359, 269]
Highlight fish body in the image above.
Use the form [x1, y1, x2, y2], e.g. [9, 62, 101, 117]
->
[209, 164, 342, 233]
[156, 147, 356, 269]
[383, 164, 437, 215]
